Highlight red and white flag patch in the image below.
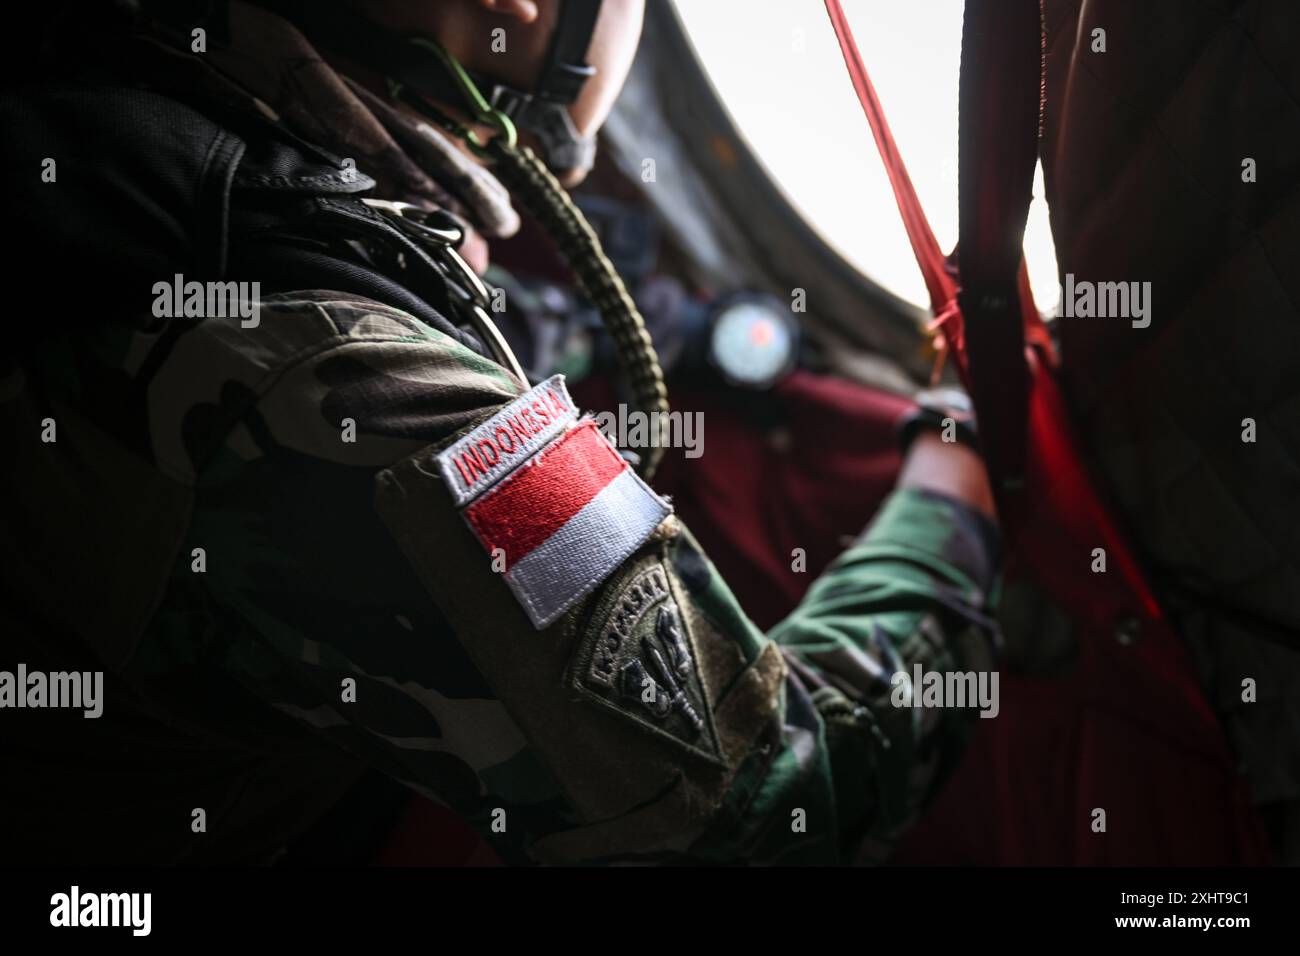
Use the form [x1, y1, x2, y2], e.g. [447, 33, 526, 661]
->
[436, 374, 579, 507]
[434, 377, 672, 629]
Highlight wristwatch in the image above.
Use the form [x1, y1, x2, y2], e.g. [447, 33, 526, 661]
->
[897, 386, 980, 453]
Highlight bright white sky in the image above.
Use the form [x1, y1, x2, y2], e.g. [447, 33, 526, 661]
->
[673, 0, 1060, 313]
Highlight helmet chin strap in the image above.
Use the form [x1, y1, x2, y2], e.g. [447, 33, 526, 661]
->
[262, 0, 603, 178]
[478, 0, 603, 175]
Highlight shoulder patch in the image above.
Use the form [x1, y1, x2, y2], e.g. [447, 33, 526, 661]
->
[436, 374, 579, 506]
[434, 376, 672, 629]
[569, 555, 724, 765]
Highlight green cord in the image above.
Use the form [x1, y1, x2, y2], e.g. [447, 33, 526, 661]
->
[404, 37, 518, 156]
[383, 37, 670, 480]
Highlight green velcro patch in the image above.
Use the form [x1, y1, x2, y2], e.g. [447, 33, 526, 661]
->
[569, 555, 724, 767]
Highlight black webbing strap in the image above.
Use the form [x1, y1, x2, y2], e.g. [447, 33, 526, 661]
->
[956, 0, 1044, 494]
[537, 0, 602, 103]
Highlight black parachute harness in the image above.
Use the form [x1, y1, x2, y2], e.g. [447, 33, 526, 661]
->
[269, 1, 671, 479]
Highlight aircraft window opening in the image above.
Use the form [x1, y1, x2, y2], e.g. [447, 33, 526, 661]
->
[672, 0, 1060, 315]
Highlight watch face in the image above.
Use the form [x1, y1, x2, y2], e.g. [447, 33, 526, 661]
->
[709, 298, 797, 389]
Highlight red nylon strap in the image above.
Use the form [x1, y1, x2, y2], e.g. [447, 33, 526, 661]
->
[822, 0, 1164, 624]
[822, 0, 955, 317]
[823, 0, 1041, 487]
[820, 4, 1263, 860]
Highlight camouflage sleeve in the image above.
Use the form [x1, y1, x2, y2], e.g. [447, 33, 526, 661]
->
[758, 489, 1001, 862]
[133, 294, 562, 859]
[151, 294, 999, 864]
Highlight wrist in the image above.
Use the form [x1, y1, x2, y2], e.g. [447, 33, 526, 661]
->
[898, 432, 997, 521]
[896, 387, 980, 454]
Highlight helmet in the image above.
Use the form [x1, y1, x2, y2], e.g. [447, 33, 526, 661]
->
[256, 0, 604, 177]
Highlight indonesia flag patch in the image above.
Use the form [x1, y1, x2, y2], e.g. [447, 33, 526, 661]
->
[434, 378, 672, 629]
[435, 375, 580, 507]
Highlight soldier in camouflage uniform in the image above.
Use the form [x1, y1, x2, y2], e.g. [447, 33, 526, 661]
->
[1, 0, 1001, 864]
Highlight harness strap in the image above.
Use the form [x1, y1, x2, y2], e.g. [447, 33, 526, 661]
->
[823, 0, 1166, 625]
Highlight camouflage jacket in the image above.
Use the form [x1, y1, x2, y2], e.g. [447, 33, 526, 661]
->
[7, 293, 999, 864]
[0, 4, 1001, 864]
